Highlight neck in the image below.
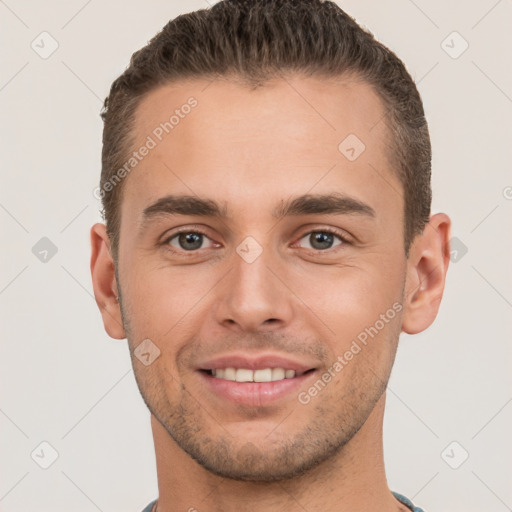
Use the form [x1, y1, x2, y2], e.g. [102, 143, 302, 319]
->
[151, 392, 405, 512]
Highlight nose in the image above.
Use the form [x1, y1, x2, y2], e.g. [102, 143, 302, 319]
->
[213, 244, 294, 333]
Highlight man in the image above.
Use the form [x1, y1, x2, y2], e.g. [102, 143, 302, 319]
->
[90, 1, 451, 510]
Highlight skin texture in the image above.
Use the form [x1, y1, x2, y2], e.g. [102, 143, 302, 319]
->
[90, 75, 451, 512]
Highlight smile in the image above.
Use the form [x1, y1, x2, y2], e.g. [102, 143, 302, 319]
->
[207, 367, 310, 382]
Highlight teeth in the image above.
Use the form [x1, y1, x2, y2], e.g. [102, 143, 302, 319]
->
[211, 367, 297, 382]
[224, 368, 236, 380]
[235, 368, 253, 382]
[271, 368, 285, 380]
[254, 368, 272, 382]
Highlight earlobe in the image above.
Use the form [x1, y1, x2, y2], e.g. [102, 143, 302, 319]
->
[90, 223, 126, 339]
[401, 213, 451, 335]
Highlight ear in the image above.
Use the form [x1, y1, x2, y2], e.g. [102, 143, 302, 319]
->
[401, 213, 451, 334]
[90, 223, 126, 339]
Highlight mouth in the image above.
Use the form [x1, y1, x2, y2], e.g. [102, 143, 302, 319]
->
[200, 367, 316, 382]
[195, 355, 319, 407]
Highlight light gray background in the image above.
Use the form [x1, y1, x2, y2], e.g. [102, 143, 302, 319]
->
[1, 1, 511, 511]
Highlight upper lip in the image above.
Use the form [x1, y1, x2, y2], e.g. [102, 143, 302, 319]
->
[197, 353, 318, 373]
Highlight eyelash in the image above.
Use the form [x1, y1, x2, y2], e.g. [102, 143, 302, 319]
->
[161, 227, 351, 254]
[295, 228, 351, 253]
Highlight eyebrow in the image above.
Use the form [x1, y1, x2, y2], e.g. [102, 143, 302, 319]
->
[139, 192, 376, 230]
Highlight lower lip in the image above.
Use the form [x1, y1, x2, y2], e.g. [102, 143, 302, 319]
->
[198, 370, 316, 407]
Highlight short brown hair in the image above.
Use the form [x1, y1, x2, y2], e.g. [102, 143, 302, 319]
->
[99, 0, 431, 262]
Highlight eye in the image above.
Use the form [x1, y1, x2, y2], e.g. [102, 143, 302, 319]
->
[296, 229, 349, 251]
[163, 229, 217, 252]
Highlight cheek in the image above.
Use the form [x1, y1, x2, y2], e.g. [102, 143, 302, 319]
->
[124, 262, 216, 341]
[291, 259, 404, 347]
[122, 244, 405, 348]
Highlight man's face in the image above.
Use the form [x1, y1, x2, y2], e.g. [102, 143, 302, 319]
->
[116, 75, 408, 480]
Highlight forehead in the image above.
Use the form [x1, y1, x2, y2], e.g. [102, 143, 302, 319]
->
[121, 75, 399, 227]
